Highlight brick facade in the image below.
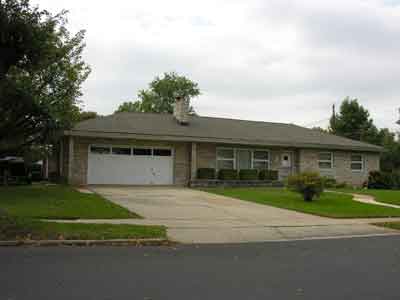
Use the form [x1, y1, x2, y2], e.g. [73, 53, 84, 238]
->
[195, 143, 298, 180]
[195, 143, 379, 186]
[62, 137, 380, 187]
[63, 137, 190, 186]
[299, 149, 380, 186]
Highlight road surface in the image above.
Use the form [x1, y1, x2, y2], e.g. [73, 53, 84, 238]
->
[2, 236, 400, 300]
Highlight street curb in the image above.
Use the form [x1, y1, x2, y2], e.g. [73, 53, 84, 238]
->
[0, 238, 172, 247]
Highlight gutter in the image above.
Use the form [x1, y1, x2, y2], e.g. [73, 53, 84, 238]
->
[64, 130, 384, 153]
[0, 238, 172, 247]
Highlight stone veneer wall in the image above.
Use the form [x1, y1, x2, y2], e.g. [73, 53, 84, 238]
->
[299, 149, 380, 186]
[66, 137, 190, 186]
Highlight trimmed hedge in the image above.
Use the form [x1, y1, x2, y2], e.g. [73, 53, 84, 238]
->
[196, 168, 281, 181]
[259, 170, 278, 181]
[239, 169, 258, 180]
[197, 168, 216, 179]
[322, 177, 349, 189]
[218, 169, 238, 180]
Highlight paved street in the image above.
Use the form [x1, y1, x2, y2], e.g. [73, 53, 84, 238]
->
[2, 235, 400, 300]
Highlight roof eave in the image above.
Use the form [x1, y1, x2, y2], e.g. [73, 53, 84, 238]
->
[64, 130, 383, 153]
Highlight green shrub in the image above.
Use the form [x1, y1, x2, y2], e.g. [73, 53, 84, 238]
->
[197, 168, 216, 179]
[390, 172, 400, 189]
[367, 171, 393, 189]
[335, 182, 349, 189]
[367, 171, 400, 189]
[322, 177, 337, 188]
[259, 170, 279, 181]
[218, 169, 238, 180]
[239, 169, 258, 180]
[287, 172, 324, 201]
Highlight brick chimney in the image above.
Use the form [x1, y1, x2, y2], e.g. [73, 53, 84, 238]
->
[173, 96, 189, 125]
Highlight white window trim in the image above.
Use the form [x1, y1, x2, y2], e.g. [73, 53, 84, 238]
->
[88, 144, 173, 157]
[252, 149, 270, 170]
[350, 153, 364, 172]
[216, 147, 236, 170]
[153, 148, 173, 157]
[132, 147, 153, 156]
[318, 152, 333, 170]
[111, 146, 132, 155]
[280, 152, 292, 168]
[216, 147, 270, 170]
[89, 144, 112, 155]
[237, 148, 254, 170]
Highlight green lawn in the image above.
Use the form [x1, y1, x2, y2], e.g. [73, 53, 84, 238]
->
[202, 187, 400, 218]
[0, 184, 167, 241]
[373, 221, 400, 231]
[333, 188, 400, 206]
[0, 184, 138, 219]
[0, 215, 166, 240]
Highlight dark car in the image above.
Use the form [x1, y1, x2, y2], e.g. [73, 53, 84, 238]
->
[0, 157, 32, 185]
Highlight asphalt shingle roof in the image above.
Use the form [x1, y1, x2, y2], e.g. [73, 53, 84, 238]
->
[70, 112, 383, 152]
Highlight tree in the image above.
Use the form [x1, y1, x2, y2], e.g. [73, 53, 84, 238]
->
[379, 129, 400, 172]
[329, 98, 381, 145]
[115, 72, 200, 114]
[329, 98, 400, 173]
[75, 110, 99, 122]
[311, 126, 328, 133]
[115, 101, 141, 113]
[0, 0, 90, 156]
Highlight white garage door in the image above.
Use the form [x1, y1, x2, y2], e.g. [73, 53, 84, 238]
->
[87, 145, 173, 185]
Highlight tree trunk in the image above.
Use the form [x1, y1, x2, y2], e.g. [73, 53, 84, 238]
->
[303, 190, 313, 202]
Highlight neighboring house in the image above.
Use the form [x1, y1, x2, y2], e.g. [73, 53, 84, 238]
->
[61, 98, 382, 186]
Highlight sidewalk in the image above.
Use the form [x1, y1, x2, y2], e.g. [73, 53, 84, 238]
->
[49, 217, 400, 244]
[55, 186, 400, 244]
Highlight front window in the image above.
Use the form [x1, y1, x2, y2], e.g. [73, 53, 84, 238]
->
[216, 148, 235, 169]
[351, 154, 363, 171]
[253, 150, 269, 170]
[237, 149, 252, 170]
[318, 152, 333, 169]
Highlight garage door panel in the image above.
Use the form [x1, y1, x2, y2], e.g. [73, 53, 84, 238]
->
[87, 148, 173, 185]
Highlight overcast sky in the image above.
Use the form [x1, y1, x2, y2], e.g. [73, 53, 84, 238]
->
[34, 0, 400, 130]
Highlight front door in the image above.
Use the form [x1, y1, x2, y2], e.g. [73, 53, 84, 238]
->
[279, 152, 292, 180]
[281, 152, 292, 168]
[237, 149, 251, 170]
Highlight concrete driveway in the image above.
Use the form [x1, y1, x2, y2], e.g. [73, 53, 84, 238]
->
[88, 186, 399, 243]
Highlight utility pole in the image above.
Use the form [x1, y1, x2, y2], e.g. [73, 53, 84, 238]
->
[331, 104, 336, 128]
